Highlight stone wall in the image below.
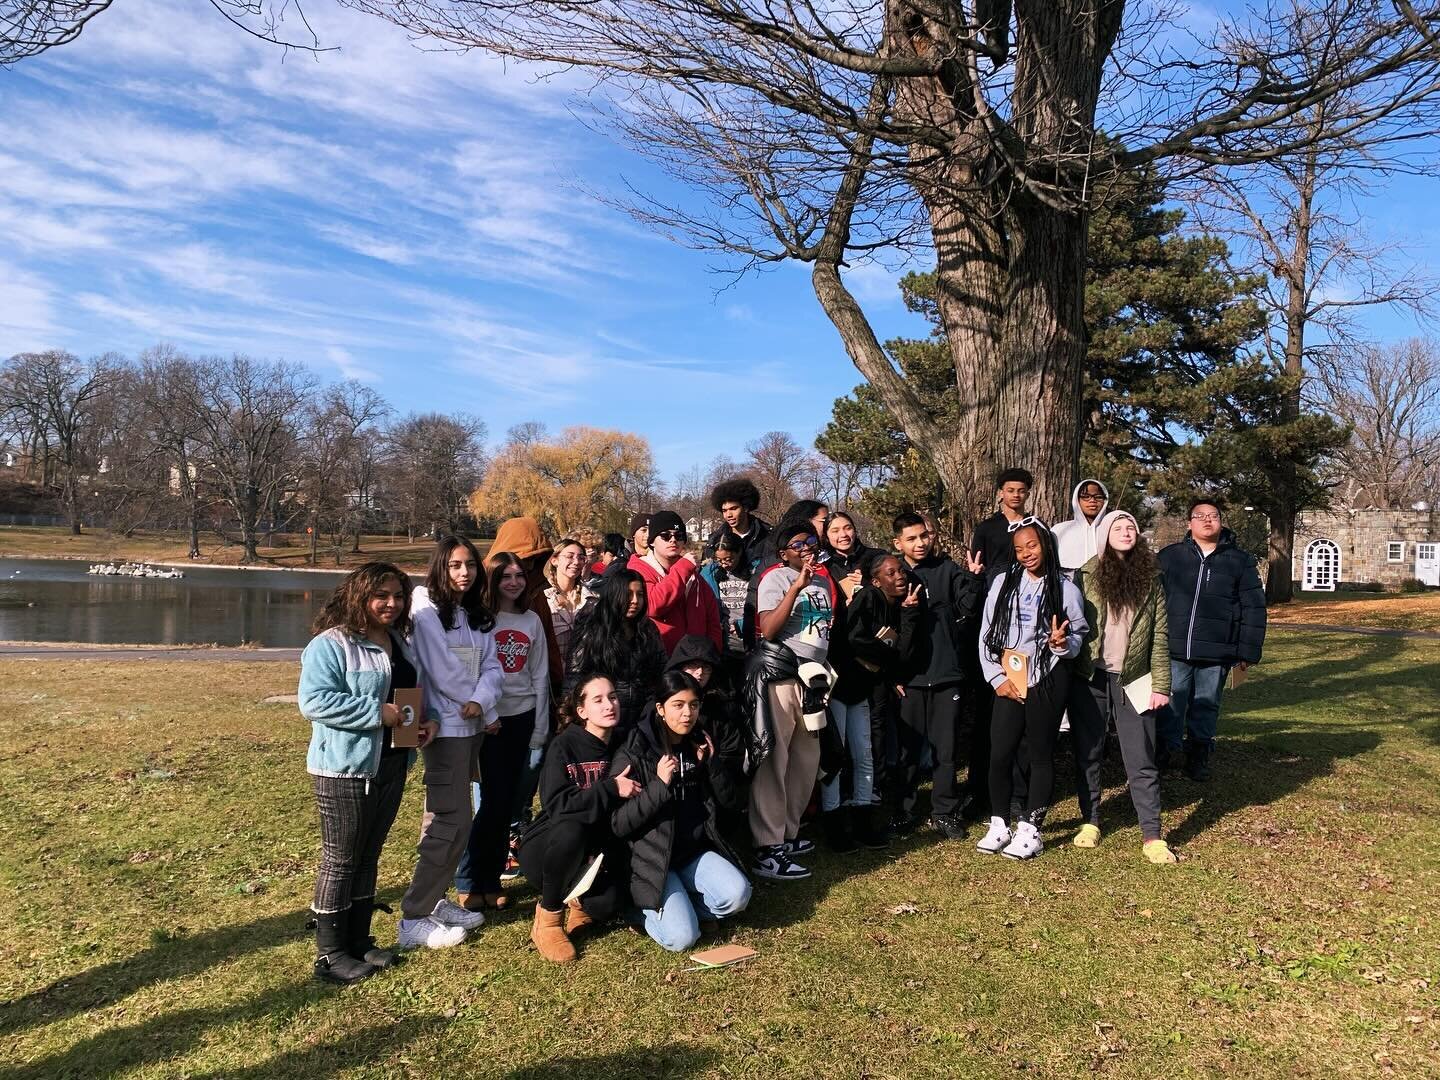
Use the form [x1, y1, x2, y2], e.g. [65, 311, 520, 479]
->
[1293, 509, 1440, 589]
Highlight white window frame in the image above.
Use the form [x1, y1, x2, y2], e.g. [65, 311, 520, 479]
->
[1302, 538, 1342, 592]
[1387, 541, 1405, 563]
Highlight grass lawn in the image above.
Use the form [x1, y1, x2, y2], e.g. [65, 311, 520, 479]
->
[1270, 592, 1440, 632]
[2, 630, 1439, 1078]
[0, 526, 452, 572]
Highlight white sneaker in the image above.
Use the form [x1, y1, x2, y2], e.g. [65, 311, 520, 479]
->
[1001, 821, 1043, 860]
[397, 915, 467, 949]
[976, 817, 1012, 854]
[432, 898, 486, 931]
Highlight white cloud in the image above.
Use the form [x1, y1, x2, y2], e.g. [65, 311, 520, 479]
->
[0, 264, 58, 352]
[326, 346, 381, 382]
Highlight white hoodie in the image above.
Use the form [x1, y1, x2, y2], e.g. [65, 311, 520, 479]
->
[409, 585, 505, 740]
[1052, 479, 1110, 573]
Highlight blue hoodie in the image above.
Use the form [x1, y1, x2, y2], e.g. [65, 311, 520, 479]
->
[298, 627, 421, 779]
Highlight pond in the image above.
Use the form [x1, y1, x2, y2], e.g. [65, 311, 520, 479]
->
[0, 557, 350, 647]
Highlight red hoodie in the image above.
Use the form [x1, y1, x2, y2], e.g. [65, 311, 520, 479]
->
[627, 552, 722, 656]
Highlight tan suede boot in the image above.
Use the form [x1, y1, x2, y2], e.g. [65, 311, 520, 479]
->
[566, 899, 594, 936]
[531, 904, 576, 963]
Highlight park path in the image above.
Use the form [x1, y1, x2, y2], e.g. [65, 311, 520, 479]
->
[0, 644, 302, 661]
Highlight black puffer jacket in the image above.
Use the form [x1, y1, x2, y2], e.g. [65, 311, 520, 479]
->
[609, 716, 748, 911]
[1157, 529, 1267, 665]
[666, 635, 749, 812]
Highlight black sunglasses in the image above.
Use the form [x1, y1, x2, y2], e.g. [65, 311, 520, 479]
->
[652, 529, 686, 543]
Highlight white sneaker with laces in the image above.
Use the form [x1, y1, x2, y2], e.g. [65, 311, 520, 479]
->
[432, 898, 486, 931]
[1001, 821, 1043, 861]
[976, 817, 1012, 855]
[397, 915, 467, 949]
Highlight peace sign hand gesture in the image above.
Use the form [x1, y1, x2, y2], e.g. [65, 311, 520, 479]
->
[901, 583, 923, 608]
[964, 549, 984, 576]
[1047, 615, 1071, 652]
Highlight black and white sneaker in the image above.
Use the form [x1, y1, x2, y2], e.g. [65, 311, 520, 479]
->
[783, 836, 816, 857]
[754, 845, 812, 881]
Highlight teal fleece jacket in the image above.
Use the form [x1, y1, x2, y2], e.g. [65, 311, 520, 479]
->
[298, 626, 421, 779]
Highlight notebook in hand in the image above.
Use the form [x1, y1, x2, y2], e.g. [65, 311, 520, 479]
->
[391, 687, 423, 748]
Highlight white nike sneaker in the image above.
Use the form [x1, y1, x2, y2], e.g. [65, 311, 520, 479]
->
[397, 915, 467, 949]
[976, 816, 1012, 854]
[432, 898, 486, 931]
[1001, 821, 1043, 860]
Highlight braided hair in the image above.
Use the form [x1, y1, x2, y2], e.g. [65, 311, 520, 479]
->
[982, 522, 1066, 679]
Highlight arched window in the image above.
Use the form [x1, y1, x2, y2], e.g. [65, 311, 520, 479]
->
[1301, 538, 1341, 592]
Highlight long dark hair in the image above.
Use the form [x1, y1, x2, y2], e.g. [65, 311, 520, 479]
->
[568, 568, 654, 677]
[483, 551, 526, 614]
[313, 562, 412, 638]
[1095, 528, 1158, 613]
[983, 523, 1065, 678]
[426, 536, 494, 633]
[561, 672, 615, 731]
[652, 669, 704, 739]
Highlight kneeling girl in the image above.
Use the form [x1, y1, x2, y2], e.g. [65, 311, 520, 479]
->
[611, 670, 753, 952]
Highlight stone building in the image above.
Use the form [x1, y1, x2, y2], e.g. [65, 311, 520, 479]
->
[1292, 508, 1440, 591]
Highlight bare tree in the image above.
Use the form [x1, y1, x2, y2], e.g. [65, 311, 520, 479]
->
[745, 431, 819, 517]
[175, 354, 314, 562]
[1186, 7, 1439, 600]
[344, 0, 1440, 524]
[1318, 338, 1440, 508]
[1, 1, 331, 64]
[0, 350, 116, 534]
[299, 381, 391, 565]
[380, 413, 487, 539]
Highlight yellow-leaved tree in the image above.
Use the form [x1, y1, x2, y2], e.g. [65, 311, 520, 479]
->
[470, 425, 657, 536]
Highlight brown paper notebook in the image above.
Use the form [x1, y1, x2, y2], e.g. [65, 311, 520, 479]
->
[689, 944, 756, 969]
[390, 687, 423, 748]
[1002, 649, 1029, 700]
[1227, 664, 1248, 690]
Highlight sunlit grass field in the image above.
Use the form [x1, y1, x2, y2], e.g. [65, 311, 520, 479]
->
[2, 630, 1438, 1078]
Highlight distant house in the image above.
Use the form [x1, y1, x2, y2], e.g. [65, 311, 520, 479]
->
[1293, 507, 1440, 591]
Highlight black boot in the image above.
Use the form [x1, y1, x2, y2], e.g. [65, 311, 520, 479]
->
[348, 897, 400, 970]
[314, 911, 376, 986]
[1184, 739, 1213, 782]
[822, 807, 858, 853]
[855, 804, 891, 850]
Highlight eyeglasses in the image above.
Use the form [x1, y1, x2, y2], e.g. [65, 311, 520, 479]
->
[1006, 515, 1044, 534]
[1078, 491, 1105, 500]
[786, 536, 820, 551]
[1189, 513, 1220, 523]
[652, 529, 686, 543]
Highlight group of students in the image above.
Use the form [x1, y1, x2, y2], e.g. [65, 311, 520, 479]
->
[298, 470, 1266, 984]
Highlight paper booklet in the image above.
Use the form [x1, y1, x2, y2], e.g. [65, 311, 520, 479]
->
[449, 644, 482, 682]
[391, 687, 424, 748]
[1002, 649, 1029, 700]
[688, 944, 757, 970]
[1122, 672, 1152, 715]
[564, 853, 604, 904]
[1228, 664, 1248, 690]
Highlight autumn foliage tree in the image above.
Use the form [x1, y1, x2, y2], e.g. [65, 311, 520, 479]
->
[472, 425, 656, 535]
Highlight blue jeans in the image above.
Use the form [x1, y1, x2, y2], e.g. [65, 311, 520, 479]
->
[821, 698, 874, 811]
[1159, 660, 1228, 750]
[641, 851, 752, 952]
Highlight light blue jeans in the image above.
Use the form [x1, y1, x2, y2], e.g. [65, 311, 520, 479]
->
[641, 850, 752, 952]
[820, 697, 874, 812]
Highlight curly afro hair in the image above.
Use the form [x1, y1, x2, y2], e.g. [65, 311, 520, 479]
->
[710, 476, 761, 513]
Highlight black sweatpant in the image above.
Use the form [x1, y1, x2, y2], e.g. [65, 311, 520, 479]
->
[516, 819, 621, 919]
[894, 683, 961, 818]
[455, 709, 534, 894]
[988, 665, 1070, 825]
[311, 751, 408, 914]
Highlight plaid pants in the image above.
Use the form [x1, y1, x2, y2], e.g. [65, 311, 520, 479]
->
[311, 751, 408, 914]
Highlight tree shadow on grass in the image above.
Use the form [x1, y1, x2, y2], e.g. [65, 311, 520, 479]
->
[0, 909, 304, 1039]
[503, 1044, 718, 1080]
[1, 979, 439, 1080]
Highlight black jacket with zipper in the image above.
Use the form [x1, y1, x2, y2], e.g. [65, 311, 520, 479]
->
[609, 716, 748, 911]
[1157, 529, 1266, 665]
[833, 584, 923, 704]
[901, 555, 984, 688]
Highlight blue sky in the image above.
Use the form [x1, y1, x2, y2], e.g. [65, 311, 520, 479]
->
[1, 1, 1434, 482]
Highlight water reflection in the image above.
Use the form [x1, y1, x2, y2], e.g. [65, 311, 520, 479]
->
[0, 557, 350, 646]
